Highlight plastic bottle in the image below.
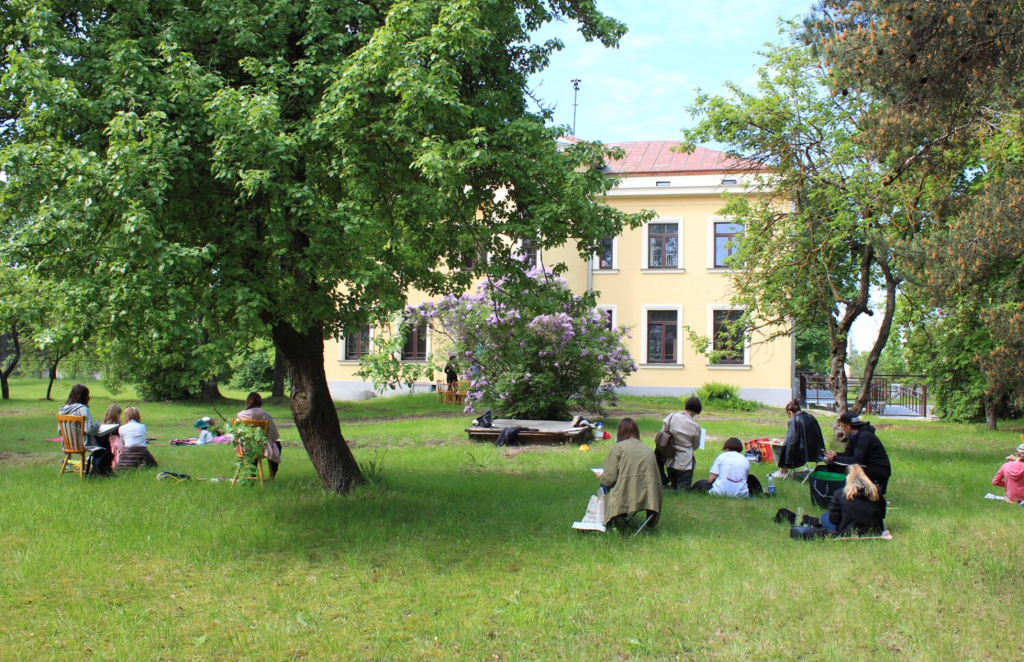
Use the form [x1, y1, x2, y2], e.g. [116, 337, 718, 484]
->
[596, 422, 604, 440]
[766, 474, 776, 496]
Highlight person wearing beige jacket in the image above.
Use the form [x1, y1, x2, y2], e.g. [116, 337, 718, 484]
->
[657, 396, 702, 490]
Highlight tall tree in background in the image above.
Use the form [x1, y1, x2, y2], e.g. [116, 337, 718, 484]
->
[683, 29, 951, 416]
[0, 1, 644, 492]
[813, 0, 1024, 426]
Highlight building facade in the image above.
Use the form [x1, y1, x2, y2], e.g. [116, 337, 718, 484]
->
[323, 141, 795, 406]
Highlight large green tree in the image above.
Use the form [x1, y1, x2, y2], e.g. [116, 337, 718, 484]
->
[682, 28, 951, 416]
[813, 0, 1024, 426]
[0, 1, 642, 491]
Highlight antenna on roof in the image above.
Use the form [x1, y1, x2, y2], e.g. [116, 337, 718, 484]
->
[571, 79, 582, 136]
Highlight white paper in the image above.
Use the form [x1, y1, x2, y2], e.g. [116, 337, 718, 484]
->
[591, 468, 603, 477]
[698, 427, 706, 451]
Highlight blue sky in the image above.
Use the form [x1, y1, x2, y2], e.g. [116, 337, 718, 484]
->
[527, 0, 816, 143]
[527, 1, 883, 352]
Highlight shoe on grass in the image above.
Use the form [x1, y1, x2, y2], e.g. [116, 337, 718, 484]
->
[767, 470, 787, 479]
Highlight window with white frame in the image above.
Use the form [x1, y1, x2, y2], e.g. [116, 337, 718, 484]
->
[401, 321, 428, 361]
[645, 309, 680, 364]
[711, 309, 746, 365]
[713, 221, 744, 268]
[642, 220, 682, 270]
[343, 326, 372, 361]
[518, 238, 540, 269]
[598, 305, 616, 331]
[596, 237, 616, 271]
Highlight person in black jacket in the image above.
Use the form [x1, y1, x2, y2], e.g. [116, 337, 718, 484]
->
[821, 464, 887, 535]
[826, 411, 891, 495]
[769, 399, 825, 479]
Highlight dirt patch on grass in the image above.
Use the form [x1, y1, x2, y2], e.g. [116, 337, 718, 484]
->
[336, 411, 467, 425]
[0, 452, 53, 468]
[0, 408, 28, 417]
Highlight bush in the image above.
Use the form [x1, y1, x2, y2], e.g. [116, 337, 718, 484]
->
[695, 381, 759, 411]
[361, 269, 637, 419]
[229, 340, 276, 392]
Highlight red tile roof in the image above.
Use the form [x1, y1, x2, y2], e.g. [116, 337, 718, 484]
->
[602, 141, 756, 176]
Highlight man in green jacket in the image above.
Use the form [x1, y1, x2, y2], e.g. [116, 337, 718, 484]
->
[600, 418, 663, 529]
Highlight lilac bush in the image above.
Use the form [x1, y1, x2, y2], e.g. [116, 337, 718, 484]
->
[403, 268, 636, 419]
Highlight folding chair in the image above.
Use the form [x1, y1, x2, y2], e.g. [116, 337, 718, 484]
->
[230, 418, 269, 486]
[56, 414, 88, 479]
[610, 510, 659, 537]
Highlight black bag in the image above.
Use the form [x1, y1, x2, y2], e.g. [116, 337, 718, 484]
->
[86, 448, 114, 477]
[808, 467, 846, 509]
[746, 474, 764, 497]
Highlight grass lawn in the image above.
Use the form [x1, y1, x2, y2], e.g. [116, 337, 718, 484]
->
[1, 378, 1021, 661]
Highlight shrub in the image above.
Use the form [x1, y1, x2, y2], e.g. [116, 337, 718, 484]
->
[695, 381, 759, 411]
[359, 269, 637, 419]
[229, 340, 276, 392]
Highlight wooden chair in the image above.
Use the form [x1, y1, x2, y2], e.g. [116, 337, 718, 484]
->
[230, 418, 269, 486]
[435, 381, 449, 403]
[56, 414, 88, 479]
[444, 381, 468, 407]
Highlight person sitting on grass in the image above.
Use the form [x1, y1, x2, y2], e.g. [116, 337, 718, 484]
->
[598, 418, 662, 530]
[992, 443, 1024, 503]
[116, 406, 159, 469]
[826, 412, 891, 495]
[192, 418, 215, 445]
[237, 392, 282, 478]
[102, 405, 125, 470]
[692, 437, 754, 497]
[821, 464, 886, 536]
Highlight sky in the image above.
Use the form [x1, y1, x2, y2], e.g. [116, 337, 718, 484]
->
[527, 0, 883, 352]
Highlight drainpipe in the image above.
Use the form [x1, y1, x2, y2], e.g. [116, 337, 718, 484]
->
[587, 254, 594, 292]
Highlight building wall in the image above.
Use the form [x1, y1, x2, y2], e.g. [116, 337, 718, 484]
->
[323, 172, 794, 405]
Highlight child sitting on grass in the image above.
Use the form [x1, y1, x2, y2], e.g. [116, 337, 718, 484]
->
[117, 406, 158, 469]
[992, 443, 1024, 503]
[192, 417, 215, 445]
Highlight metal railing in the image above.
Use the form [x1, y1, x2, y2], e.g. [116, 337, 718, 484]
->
[799, 373, 928, 417]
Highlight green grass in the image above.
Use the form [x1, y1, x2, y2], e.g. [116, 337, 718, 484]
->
[1, 379, 1021, 660]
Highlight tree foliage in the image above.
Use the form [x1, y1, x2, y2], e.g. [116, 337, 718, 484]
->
[682, 26, 950, 416]
[813, 0, 1024, 426]
[0, 1, 646, 491]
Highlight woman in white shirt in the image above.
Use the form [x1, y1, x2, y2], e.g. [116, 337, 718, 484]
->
[692, 437, 751, 498]
[116, 406, 158, 469]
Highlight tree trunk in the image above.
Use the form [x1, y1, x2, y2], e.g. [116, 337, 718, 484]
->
[45, 354, 65, 401]
[852, 263, 899, 415]
[200, 376, 224, 400]
[272, 348, 286, 398]
[986, 401, 998, 430]
[0, 324, 21, 400]
[272, 322, 363, 492]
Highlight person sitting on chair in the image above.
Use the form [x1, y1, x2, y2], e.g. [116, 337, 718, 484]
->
[692, 438, 753, 497]
[117, 406, 159, 469]
[769, 399, 825, 479]
[599, 418, 663, 530]
[826, 411, 891, 495]
[992, 443, 1024, 503]
[237, 392, 282, 478]
[58, 384, 100, 449]
[657, 396, 703, 490]
[821, 464, 886, 535]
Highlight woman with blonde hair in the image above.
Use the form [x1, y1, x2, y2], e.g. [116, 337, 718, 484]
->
[821, 464, 886, 535]
[116, 406, 158, 469]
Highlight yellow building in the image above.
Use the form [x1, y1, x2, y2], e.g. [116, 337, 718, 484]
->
[324, 141, 794, 405]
